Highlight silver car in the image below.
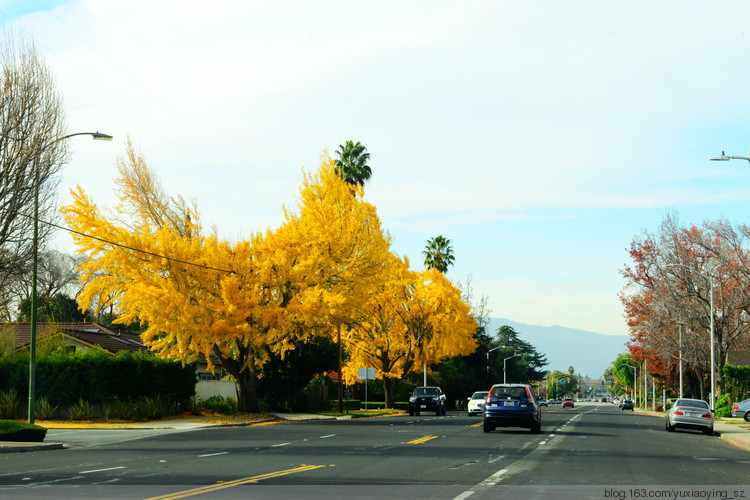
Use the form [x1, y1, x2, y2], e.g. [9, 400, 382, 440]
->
[467, 391, 489, 416]
[665, 398, 714, 435]
[731, 397, 750, 421]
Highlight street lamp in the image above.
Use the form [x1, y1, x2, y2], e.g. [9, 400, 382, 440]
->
[626, 364, 637, 403]
[28, 131, 113, 424]
[503, 354, 518, 384]
[486, 346, 504, 374]
[665, 264, 716, 411]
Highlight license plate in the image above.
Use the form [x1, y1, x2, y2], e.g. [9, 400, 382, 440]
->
[504, 401, 514, 407]
[421, 405, 426, 409]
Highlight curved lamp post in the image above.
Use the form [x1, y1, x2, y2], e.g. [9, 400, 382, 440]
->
[28, 131, 113, 424]
[626, 364, 637, 403]
[503, 354, 518, 384]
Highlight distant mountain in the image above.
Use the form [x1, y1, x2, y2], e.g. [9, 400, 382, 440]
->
[486, 318, 629, 379]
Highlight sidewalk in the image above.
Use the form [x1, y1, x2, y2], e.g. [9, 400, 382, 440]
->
[633, 407, 750, 451]
[0, 412, 353, 453]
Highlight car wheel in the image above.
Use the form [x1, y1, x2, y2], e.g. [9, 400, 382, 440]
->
[483, 421, 493, 433]
[666, 419, 674, 432]
[530, 421, 541, 434]
[442, 406, 447, 416]
[744, 412, 750, 423]
[703, 427, 714, 436]
[409, 410, 414, 416]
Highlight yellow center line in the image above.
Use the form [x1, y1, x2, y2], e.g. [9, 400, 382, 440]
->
[469, 422, 482, 427]
[145, 464, 326, 500]
[406, 435, 438, 444]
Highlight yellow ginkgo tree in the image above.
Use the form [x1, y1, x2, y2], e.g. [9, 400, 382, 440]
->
[62, 143, 392, 412]
[342, 254, 478, 408]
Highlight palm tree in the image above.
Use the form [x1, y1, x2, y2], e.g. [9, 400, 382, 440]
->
[334, 140, 371, 187]
[423, 235, 455, 273]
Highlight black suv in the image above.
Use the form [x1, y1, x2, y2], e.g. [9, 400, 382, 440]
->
[408, 386, 447, 416]
[620, 399, 634, 411]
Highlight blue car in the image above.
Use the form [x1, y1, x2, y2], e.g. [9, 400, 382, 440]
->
[483, 383, 542, 433]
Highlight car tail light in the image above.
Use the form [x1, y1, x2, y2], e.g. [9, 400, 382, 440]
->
[701, 413, 713, 419]
[674, 410, 684, 415]
[733, 404, 739, 410]
[486, 393, 492, 404]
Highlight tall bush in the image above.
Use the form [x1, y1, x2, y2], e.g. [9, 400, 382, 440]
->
[723, 364, 750, 402]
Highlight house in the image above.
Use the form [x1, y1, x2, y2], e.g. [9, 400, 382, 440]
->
[2, 322, 234, 402]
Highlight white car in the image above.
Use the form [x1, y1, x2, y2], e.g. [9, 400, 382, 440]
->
[467, 391, 489, 416]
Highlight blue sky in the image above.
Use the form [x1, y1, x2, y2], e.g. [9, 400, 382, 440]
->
[4, 1, 750, 339]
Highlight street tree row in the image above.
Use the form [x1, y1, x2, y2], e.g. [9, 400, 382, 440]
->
[620, 213, 750, 400]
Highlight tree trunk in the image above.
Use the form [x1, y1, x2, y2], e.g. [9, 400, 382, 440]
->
[213, 344, 259, 413]
[235, 360, 259, 413]
[383, 378, 397, 409]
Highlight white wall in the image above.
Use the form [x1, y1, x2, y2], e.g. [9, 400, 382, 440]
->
[195, 380, 236, 402]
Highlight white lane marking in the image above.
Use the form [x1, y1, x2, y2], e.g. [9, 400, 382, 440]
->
[548, 434, 555, 438]
[320, 434, 336, 439]
[80, 466, 126, 474]
[488, 455, 505, 463]
[272, 442, 291, 447]
[198, 452, 229, 458]
[480, 468, 508, 486]
[453, 491, 475, 500]
[538, 440, 547, 446]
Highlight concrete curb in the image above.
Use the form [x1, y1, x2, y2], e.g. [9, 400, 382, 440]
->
[0, 441, 64, 453]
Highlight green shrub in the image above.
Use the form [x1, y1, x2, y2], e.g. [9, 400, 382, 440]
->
[66, 398, 93, 420]
[0, 388, 20, 419]
[34, 397, 58, 420]
[114, 398, 140, 420]
[715, 394, 733, 418]
[199, 395, 237, 415]
[0, 420, 47, 442]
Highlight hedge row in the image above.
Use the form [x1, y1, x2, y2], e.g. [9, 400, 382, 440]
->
[0, 350, 196, 409]
[0, 420, 47, 442]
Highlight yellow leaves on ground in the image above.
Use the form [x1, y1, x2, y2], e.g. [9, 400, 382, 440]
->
[61, 147, 475, 380]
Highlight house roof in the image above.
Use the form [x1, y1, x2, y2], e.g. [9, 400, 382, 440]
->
[4, 322, 147, 355]
[4, 322, 220, 369]
[727, 350, 750, 367]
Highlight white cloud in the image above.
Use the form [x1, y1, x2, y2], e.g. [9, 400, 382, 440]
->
[9, 0, 750, 335]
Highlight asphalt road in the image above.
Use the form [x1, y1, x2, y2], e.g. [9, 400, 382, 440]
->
[1, 403, 749, 499]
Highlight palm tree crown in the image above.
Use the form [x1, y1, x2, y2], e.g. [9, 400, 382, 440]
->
[423, 235, 455, 273]
[334, 140, 372, 187]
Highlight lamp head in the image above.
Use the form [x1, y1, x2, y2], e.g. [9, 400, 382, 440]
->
[92, 132, 113, 141]
[710, 151, 730, 161]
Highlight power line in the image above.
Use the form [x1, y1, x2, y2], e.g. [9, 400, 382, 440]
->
[27, 212, 236, 275]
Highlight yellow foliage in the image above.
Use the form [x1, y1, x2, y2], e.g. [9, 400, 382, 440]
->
[341, 255, 478, 385]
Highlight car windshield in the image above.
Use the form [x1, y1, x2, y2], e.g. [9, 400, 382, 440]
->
[471, 392, 488, 400]
[674, 399, 709, 409]
[490, 387, 527, 399]
[413, 387, 440, 396]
